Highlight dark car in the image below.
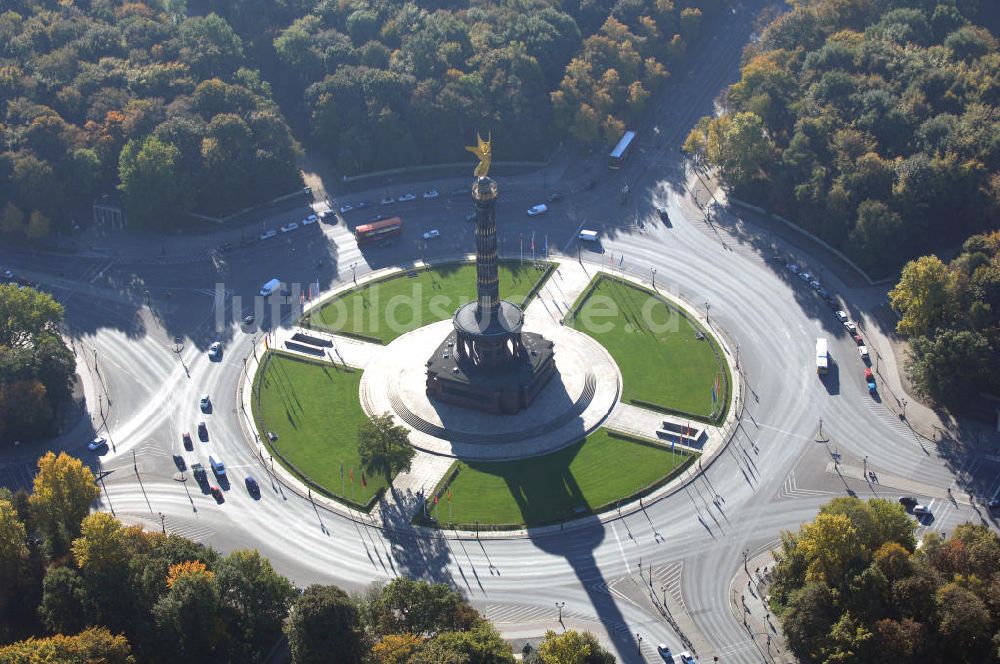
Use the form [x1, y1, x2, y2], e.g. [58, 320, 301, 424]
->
[173, 454, 186, 470]
[547, 192, 565, 203]
[210, 486, 224, 502]
[197, 421, 208, 441]
[245, 476, 259, 496]
[192, 463, 207, 483]
[898, 496, 917, 508]
[182, 432, 193, 450]
[988, 498, 1000, 511]
[656, 207, 670, 222]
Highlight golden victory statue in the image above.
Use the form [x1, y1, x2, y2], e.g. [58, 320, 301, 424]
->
[465, 132, 492, 177]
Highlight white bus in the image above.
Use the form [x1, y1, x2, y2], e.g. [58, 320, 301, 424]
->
[816, 338, 828, 374]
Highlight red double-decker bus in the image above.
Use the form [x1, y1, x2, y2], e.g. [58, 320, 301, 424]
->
[354, 217, 402, 244]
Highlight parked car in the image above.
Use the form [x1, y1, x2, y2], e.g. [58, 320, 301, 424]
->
[398, 193, 417, 202]
[259, 229, 277, 241]
[845, 321, 858, 332]
[208, 342, 222, 359]
[864, 367, 877, 393]
[800, 271, 812, 282]
[339, 204, 354, 213]
[355, 201, 370, 209]
[173, 454, 186, 470]
[817, 287, 830, 298]
[786, 263, 800, 274]
[302, 214, 318, 225]
[656, 207, 670, 222]
[245, 476, 259, 495]
[379, 196, 394, 205]
[197, 421, 208, 440]
[422, 229, 440, 240]
[526, 204, 548, 216]
[192, 463, 207, 482]
[809, 279, 822, 290]
[422, 190, 439, 199]
[199, 394, 211, 412]
[835, 310, 848, 323]
[210, 485, 223, 501]
[2, 269, 14, 280]
[182, 432, 193, 451]
[87, 436, 107, 451]
[656, 645, 672, 662]
[853, 334, 864, 345]
[987, 498, 1000, 511]
[280, 221, 299, 233]
[859, 345, 869, 360]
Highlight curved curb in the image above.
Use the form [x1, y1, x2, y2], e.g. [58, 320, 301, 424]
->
[235, 254, 745, 541]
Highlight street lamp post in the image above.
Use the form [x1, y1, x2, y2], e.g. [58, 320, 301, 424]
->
[661, 585, 667, 606]
[555, 601, 565, 623]
[705, 301, 711, 322]
[743, 548, 749, 574]
[351, 262, 357, 285]
[864, 455, 868, 476]
[158, 512, 165, 534]
[651, 267, 657, 289]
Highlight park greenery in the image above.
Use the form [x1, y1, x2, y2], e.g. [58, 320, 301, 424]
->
[0, 0, 732, 232]
[568, 275, 727, 421]
[771, 496, 1000, 664]
[888, 231, 1000, 412]
[1, 452, 590, 663]
[0, 284, 76, 445]
[271, 0, 728, 173]
[427, 430, 694, 528]
[358, 412, 416, 486]
[684, 0, 999, 275]
[253, 352, 383, 507]
[308, 262, 549, 344]
[0, 0, 302, 231]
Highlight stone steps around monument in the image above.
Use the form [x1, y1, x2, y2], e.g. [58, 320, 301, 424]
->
[388, 371, 597, 445]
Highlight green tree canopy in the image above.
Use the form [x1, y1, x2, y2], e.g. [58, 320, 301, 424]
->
[358, 412, 416, 486]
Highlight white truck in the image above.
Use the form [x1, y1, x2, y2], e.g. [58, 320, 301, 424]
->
[816, 338, 828, 374]
[578, 230, 599, 242]
[259, 278, 280, 297]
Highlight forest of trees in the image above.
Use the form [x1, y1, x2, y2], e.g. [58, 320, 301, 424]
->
[0, 0, 733, 231]
[684, 0, 999, 275]
[0, 284, 75, 445]
[771, 496, 1000, 663]
[0, 0, 302, 231]
[0, 452, 614, 663]
[270, 0, 727, 173]
[888, 230, 1000, 411]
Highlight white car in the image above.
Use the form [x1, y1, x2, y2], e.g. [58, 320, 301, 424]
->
[259, 229, 278, 240]
[678, 653, 697, 664]
[527, 204, 548, 216]
[800, 271, 812, 282]
[2, 269, 13, 280]
[809, 279, 821, 290]
[302, 214, 318, 225]
[339, 204, 354, 213]
[87, 436, 107, 451]
[859, 345, 869, 360]
[786, 263, 800, 274]
[280, 222, 299, 233]
[913, 504, 931, 516]
[398, 193, 417, 202]
[835, 310, 848, 323]
[379, 196, 394, 205]
[422, 229, 441, 240]
[845, 321, 857, 332]
[208, 342, 222, 359]
[422, 190, 439, 199]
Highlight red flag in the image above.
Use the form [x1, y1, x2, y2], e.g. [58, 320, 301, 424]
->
[349, 467, 354, 482]
[361, 473, 367, 487]
[433, 495, 439, 504]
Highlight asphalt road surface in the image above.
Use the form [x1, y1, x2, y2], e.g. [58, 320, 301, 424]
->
[4, 2, 997, 662]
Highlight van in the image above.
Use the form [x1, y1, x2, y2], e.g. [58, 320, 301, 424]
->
[259, 278, 280, 297]
[578, 230, 599, 242]
[526, 204, 548, 217]
[208, 456, 226, 477]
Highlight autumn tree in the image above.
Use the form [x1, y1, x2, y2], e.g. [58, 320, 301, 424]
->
[29, 452, 99, 555]
[0, 627, 134, 663]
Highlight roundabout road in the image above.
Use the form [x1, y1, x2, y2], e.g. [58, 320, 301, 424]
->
[5, 2, 997, 662]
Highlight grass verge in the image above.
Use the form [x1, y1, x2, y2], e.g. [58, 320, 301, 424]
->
[420, 429, 696, 529]
[251, 351, 383, 509]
